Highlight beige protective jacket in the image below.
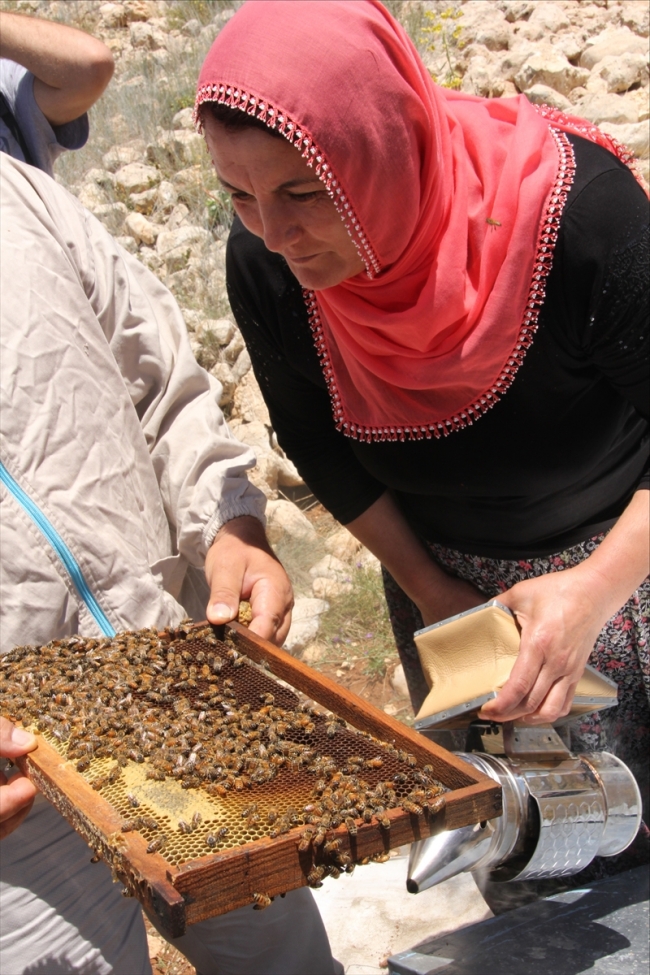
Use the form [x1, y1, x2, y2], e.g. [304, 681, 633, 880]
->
[0, 155, 265, 653]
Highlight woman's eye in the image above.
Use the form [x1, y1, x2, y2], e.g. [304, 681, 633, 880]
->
[289, 192, 321, 202]
[231, 191, 253, 202]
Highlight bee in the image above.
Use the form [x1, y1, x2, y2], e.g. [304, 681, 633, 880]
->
[76, 757, 91, 772]
[178, 820, 193, 834]
[424, 794, 446, 816]
[205, 832, 218, 848]
[137, 817, 158, 831]
[145, 767, 166, 781]
[402, 800, 423, 816]
[232, 655, 249, 669]
[241, 803, 258, 818]
[246, 812, 261, 826]
[307, 866, 325, 888]
[323, 838, 340, 855]
[269, 817, 291, 838]
[252, 892, 272, 910]
[191, 811, 203, 830]
[90, 775, 108, 791]
[393, 772, 408, 785]
[121, 820, 136, 832]
[107, 764, 122, 784]
[259, 693, 275, 705]
[336, 851, 352, 867]
[146, 835, 167, 854]
[325, 720, 341, 738]
[344, 817, 358, 836]
[298, 828, 314, 852]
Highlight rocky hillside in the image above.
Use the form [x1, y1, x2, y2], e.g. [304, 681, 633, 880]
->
[3, 0, 648, 665]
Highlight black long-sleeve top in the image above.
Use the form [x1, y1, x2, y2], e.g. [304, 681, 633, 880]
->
[226, 134, 649, 559]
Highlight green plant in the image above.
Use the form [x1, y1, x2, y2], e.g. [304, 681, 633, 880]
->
[317, 566, 397, 679]
[420, 6, 463, 89]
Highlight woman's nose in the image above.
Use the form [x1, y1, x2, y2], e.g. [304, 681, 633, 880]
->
[259, 202, 300, 253]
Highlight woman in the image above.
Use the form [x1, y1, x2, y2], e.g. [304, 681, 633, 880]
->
[194, 2, 649, 803]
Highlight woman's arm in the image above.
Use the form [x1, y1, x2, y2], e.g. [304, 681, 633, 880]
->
[481, 488, 649, 724]
[346, 492, 485, 621]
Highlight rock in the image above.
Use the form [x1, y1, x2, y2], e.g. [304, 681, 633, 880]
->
[195, 318, 234, 346]
[114, 163, 161, 196]
[597, 121, 650, 160]
[210, 361, 236, 407]
[587, 53, 648, 94]
[102, 146, 142, 173]
[383, 702, 399, 716]
[312, 577, 352, 599]
[129, 21, 166, 50]
[356, 548, 382, 574]
[283, 598, 330, 654]
[232, 371, 269, 426]
[580, 27, 648, 71]
[515, 51, 589, 97]
[526, 2, 571, 35]
[138, 246, 163, 274]
[461, 53, 506, 97]
[266, 500, 318, 542]
[551, 33, 585, 64]
[172, 165, 203, 204]
[128, 187, 158, 215]
[229, 419, 271, 453]
[275, 453, 304, 488]
[156, 180, 178, 212]
[231, 347, 252, 382]
[115, 235, 138, 255]
[390, 664, 409, 698]
[91, 202, 128, 235]
[173, 107, 195, 130]
[523, 84, 572, 112]
[572, 91, 640, 124]
[156, 226, 211, 272]
[181, 18, 202, 37]
[124, 211, 159, 246]
[620, 1, 649, 38]
[77, 182, 110, 211]
[459, 2, 512, 52]
[166, 203, 190, 230]
[325, 527, 362, 562]
[309, 554, 350, 583]
[223, 330, 245, 364]
[146, 129, 205, 169]
[302, 644, 325, 665]
[122, 0, 157, 21]
[99, 2, 127, 29]
[498, 1, 536, 24]
[83, 168, 114, 191]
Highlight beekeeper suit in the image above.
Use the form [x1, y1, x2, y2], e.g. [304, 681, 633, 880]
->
[0, 155, 340, 975]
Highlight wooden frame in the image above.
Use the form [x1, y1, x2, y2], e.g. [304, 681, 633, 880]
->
[17, 622, 501, 937]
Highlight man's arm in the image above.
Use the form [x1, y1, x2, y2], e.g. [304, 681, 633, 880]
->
[0, 11, 113, 125]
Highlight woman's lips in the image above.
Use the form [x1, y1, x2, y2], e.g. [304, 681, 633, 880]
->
[287, 253, 322, 265]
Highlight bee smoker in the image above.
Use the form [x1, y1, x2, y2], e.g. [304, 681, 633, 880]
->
[407, 721, 642, 893]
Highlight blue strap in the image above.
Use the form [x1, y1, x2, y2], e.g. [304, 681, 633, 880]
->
[0, 461, 116, 637]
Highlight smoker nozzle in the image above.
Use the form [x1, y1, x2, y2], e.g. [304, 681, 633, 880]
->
[407, 747, 642, 892]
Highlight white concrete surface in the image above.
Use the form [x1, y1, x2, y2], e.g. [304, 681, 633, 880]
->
[313, 848, 492, 974]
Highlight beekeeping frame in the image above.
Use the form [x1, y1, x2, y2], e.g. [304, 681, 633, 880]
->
[16, 621, 501, 937]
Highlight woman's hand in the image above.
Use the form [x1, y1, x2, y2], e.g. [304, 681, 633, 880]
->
[481, 489, 649, 724]
[479, 568, 605, 724]
[204, 515, 293, 645]
[0, 718, 38, 840]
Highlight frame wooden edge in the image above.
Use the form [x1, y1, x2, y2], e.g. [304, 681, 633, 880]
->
[227, 622, 499, 798]
[172, 803, 447, 924]
[16, 736, 188, 937]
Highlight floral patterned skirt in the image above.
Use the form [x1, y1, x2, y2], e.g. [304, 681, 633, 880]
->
[382, 534, 650, 814]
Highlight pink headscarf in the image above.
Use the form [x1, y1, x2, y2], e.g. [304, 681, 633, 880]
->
[195, 0, 641, 442]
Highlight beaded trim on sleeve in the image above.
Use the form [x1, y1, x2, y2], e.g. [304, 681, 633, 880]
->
[305, 127, 576, 444]
[193, 83, 381, 278]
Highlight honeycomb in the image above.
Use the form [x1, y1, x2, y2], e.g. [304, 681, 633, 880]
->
[3, 626, 446, 868]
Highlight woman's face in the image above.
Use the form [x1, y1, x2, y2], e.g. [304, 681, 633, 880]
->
[204, 116, 365, 290]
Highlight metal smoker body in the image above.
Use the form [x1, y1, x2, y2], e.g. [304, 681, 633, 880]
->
[407, 722, 642, 893]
